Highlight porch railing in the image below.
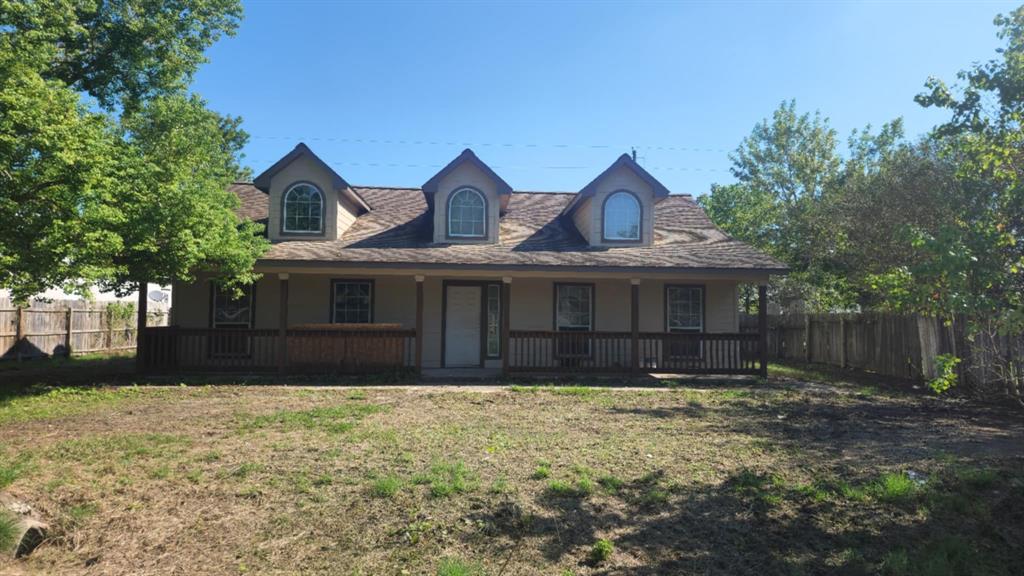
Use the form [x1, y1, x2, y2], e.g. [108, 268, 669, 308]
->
[508, 330, 762, 375]
[140, 326, 416, 373]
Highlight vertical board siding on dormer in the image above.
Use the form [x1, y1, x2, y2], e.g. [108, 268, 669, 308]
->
[579, 164, 656, 247]
[267, 154, 359, 242]
[431, 161, 502, 244]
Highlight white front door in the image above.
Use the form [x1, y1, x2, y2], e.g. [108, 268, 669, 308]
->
[445, 285, 482, 367]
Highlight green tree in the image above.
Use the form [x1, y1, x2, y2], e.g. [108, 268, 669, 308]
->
[701, 100, 846, 310]
[0, 0, 265, 303]
[882, 6, 1024, 328]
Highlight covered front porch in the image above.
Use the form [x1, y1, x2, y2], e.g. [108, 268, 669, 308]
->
[142, 268, 769, 377]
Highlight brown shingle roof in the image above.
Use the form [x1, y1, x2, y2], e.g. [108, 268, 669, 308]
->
[232, 183, 788, 272]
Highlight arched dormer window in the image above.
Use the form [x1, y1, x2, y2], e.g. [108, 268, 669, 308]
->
[283, 183, 323, 234]
[603, 190, 641, 241]
[447, 187, 486, 238]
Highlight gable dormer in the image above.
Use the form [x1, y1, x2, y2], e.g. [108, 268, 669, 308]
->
[422, 149, 512, 244]
[562, 154, 670, 247]
[254, 143, 369, 242]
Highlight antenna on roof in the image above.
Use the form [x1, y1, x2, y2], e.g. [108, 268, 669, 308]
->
[631, 147, 637, 162]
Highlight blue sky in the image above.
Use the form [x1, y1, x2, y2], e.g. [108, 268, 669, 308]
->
[193, 0, 1015, 195]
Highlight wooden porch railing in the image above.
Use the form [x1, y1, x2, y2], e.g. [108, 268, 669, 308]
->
[508, 330, 762, 375]
[140, 327, 416, 373]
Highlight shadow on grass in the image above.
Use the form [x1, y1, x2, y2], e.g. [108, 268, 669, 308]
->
[466, 463, 1024, 576]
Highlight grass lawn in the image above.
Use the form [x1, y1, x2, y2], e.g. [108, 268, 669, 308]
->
[1, 364, 1022, 575]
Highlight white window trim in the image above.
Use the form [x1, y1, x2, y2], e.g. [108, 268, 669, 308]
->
[447, 187, 486, 238]
[666, 286, 704, 333]
[555, 284, 593, 331]
[332, 280, 373, 324]
[211, 285, 253, 329]
[283, 182, 324, 234]
[603, 190, 641, 241]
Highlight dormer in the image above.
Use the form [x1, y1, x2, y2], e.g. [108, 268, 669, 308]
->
[422, 149, 512, 244]
[561, 154, 670, 247]
[254, 143, 370, 242]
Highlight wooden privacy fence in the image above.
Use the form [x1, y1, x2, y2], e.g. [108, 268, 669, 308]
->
[741, 312, 1024, 387]
[1, 298, 168, 360]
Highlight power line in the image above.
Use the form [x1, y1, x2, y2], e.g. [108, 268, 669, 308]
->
[239, 157, 733, 173]
[246, 134, 733, 154]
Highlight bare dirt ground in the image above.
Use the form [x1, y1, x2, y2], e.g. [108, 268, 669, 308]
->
[1, 369, 1022, 575]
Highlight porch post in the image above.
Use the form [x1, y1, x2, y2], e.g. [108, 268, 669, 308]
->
[135, 281, 148, 373]
[278, 273, 289, 374]
[501, 277, 511, 373]
[630, 279, 640, 374]
[415, 275, 424, 373]
[758, 284, 768, 379]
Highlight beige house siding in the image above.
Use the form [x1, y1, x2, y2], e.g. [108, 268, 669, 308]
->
[570, 196, 593, 243]
[571, 165, 657, 247]
[171, 273, 742, 370]
[431, 162, 502, 244]
[266, 154, 359, 242]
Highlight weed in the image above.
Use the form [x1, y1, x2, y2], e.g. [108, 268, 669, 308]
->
[590, 539, 614, 564]
[67, 502, 97, 525]
[369, 475, 402, 498]
[870, 472, 918, 504]
[489, 476, 511, 494]
[313, 473, 333, 487]
[532, 462, 552, 480]
[546, 479, 577, 497]
[148, 464, 171, 480]
[226, 462, 263, 479]
[199, 451, 221, 463]
[0, 452, 32, 489]
[185, 469, 203, 483]
[0, 508, 18, 552]
[597, 474, 624, 493]
[347, 390, 367, 400]
[368, 473, 399, 496]
[436, 557, 485, 576]
[418, 461, 478, 498]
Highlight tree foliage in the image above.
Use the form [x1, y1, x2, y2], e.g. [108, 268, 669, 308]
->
[704, 7, 1024, 325]
[0, 0, 266, 303]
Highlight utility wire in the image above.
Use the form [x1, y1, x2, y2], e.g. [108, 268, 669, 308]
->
[246, 134, 733, 154]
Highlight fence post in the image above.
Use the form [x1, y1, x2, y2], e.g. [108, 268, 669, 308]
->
[758, 285, 768, 378]
[105, 305, 114, 351]
[65, 306, 73, 358]
[15, 306, 24, 361]
[839, 315, 847, 369]
[135, 283, 148, 372]
[804, 314, 813, 363]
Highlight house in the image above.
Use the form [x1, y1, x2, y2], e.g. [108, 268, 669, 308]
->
[144, 144, 787, 376]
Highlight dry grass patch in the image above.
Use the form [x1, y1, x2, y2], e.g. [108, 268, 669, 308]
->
[0, 381, 1020, 575]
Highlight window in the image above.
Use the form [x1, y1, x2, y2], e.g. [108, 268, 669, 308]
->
[603, 191, 641, 241]
[486, 284, 501, 358]
[211, 284, 253, 357]
[555, 283, 593, 358]
[332, 280, 373, 323]
[283, 183, 323, 233]
[666, 285, 703, 358]
[447, 187, 486, 238]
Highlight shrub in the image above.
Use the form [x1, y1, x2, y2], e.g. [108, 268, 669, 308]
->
[590, 539, 614, 564]
[928, 354, 961, 394]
